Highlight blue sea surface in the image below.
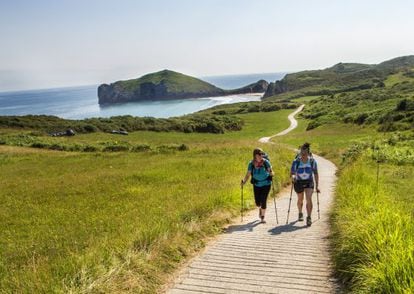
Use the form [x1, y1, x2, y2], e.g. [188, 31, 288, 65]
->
[0, 73, 286, 119]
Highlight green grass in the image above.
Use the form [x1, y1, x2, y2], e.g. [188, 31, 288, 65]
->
[291, 95, 320, 103]
[0, 109, 295, 293]
[273, 119, 379, 165]
[116, 69, 222, 93]
[383, 71, 414, 87]
[331, 154, 414, 293]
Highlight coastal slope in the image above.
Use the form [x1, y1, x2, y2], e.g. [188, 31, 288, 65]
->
[263, 55, 414, 98]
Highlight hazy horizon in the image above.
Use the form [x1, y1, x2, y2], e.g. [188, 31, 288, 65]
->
[1, 0, 414, 91]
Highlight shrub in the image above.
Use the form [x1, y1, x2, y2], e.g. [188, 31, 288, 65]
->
[306, 120, 320, 130]
[102, 145, 130, 152]
[31, 142, 48, 149]
[354, 113, 368, 125]
[82, 145, 99, 152]
[177, 144, 189, 151]
[131, 144, 152, 152]
[48, 144, 66, 151]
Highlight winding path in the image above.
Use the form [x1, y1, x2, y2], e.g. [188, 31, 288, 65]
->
[167, 105, 339, 293]
[258, 104, 304, 143]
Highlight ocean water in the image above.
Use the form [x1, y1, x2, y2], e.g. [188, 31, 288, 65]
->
[0, 72, 285, 119]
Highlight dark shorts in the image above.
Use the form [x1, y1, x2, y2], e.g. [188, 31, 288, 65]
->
[294, 180, 314, 193]
[253, 185, 271, 209]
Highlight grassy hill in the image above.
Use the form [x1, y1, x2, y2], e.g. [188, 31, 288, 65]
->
[98, 70, 225, 104]
[264, 55, 414, 99]
[118, 69, 223, 94]
[98, 70, 268, 104]
[263, 55, 414, 133]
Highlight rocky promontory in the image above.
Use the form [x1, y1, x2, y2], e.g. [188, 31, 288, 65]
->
[98, 70, 269, 104]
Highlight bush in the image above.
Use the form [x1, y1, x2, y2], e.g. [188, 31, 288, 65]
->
[31, 142, 48, 149]
[83, 145, 99, 152]
[102, 145, 130, 152]
[306, 120, 320, 130]
[261, 103, 281, 112]
[48, 144, 66, 151]
[156, 144, 189, 152]
[177, 144, 189, 151]
[354, 113, 368, 125]
[131, 144, 151, 152]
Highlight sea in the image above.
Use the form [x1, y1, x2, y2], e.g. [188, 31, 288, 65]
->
[0, 73, 285, 119]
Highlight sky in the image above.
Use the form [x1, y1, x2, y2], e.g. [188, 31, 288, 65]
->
[0, 0, 413, 91]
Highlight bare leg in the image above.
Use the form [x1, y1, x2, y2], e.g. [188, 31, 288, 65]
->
[305, 188, 313, 216]
[297, 192, 304, 213]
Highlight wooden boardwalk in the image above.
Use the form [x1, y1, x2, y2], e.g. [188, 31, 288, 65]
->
[167, 157, 338, 293]
[167, 106, 339, 293]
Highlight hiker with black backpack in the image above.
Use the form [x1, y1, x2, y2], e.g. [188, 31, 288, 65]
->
[241, 148, 274, 223]
[291, 143, 320, 227]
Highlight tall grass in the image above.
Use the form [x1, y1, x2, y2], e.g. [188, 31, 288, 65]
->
[331, 154, 414, 293]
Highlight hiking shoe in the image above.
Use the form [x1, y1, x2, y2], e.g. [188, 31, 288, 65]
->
[298, 212, 304, 221]
[260, 217, 266, 224]
[306, 216, 312, 227]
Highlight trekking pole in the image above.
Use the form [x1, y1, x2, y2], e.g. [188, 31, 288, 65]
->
[240, 181, 244, 222]
[316, 190, 320, 220]
[286, 184, 294, 224]
[271, 179, 279, 224]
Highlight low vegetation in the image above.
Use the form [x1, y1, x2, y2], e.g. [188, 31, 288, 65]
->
[0, 113, 244, 135]
[0, 101, 297, 137]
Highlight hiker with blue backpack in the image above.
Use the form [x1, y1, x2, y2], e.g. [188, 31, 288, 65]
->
[241, 148, 274, 223]
[291, 142, 320, 227]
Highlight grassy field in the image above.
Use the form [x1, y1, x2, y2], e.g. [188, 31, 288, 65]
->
[0, 109, 295, 293]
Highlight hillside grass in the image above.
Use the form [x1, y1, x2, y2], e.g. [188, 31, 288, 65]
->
[0, 109, 295, 293]
[117, 70, 222, 93]
[331, 154, 414, 293]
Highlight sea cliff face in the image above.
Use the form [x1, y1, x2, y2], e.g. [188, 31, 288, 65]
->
[98, 70, 269, 104]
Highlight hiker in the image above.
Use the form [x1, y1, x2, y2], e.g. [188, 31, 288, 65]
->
[241, 148, 274, 223]
[291, 142, 320, 226]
